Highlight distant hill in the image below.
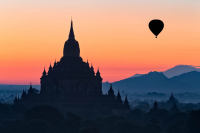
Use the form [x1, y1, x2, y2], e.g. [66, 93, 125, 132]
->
[171, 71, 200, 89]
[103, 71, 200, 93]
[163, 65, 200, 78]
[128, 65, 200, 79]
[0, 85, 40, 91]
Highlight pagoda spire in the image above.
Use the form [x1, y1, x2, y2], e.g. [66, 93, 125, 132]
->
[170, 102, 181, 114]
[124, 94, 130, 109]
[171, 92, 174, 97]
[91, 63, 94, 71]
[43, 67, 46, 75]
[96, 67, 100, 75]
[49, 63, 52, 69]
[117, 89, 123, 104]
[108, 84, 114, 94]
[30, 82, 32, 89]
[63, 19, 80, 57]
[124, 94, 128, 103]
[69, 19, 75, 40]
[108, 84, 115, 99]
[14, 94, 18, 104]
[48, 63, 52, 74]
[54, 59, 57, 66]
[153, 100, 158, 110]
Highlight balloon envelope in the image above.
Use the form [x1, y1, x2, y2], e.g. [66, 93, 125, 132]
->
[149, 19, 164, 38]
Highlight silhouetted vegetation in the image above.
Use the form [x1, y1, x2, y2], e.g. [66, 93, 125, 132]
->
[24, 105, 64, 125]
[1, 104, 200, 133]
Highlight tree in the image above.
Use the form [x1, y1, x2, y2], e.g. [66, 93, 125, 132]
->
[144, 118, 162, 133]
[60, 112, 82, 133]
[24, 105, 64, 125]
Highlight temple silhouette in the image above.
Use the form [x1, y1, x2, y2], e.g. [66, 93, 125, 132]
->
[14, 20, 130, 117]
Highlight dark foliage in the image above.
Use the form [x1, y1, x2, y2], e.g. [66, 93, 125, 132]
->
[79, 126, 100, 133]
[2, 105, 200, 133]
[167, 120, 185, 133]
[82, 119, 97, 128]
[0, 102, 11, 118]
[60, 112, 82, 133]
[143, 118, 162, 133]
[113, 120, 143, 133]
[96, 116, 125, 133]
[125, 109, 144, 122]
[184, 110, 200, 133]
[24, 105, 64, 125]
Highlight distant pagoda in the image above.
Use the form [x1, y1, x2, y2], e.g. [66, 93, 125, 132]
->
[167, 93, 179, 105]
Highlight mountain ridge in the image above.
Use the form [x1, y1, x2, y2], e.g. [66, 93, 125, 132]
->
[128, 65, 200, 79]
[102, 70, 200, 93]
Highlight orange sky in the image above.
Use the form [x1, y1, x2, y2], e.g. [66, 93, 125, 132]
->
[0, 0, 200, 84]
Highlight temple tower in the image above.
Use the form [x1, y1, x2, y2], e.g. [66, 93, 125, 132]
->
[63, 20, 80, 57]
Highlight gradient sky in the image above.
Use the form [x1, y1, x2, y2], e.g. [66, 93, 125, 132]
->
[0, 0, 200, 84]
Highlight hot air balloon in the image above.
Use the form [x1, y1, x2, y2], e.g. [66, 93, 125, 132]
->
[149, 19, 164, 38]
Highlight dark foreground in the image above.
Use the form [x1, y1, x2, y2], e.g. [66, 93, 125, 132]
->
[0, 103, 200, 133]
